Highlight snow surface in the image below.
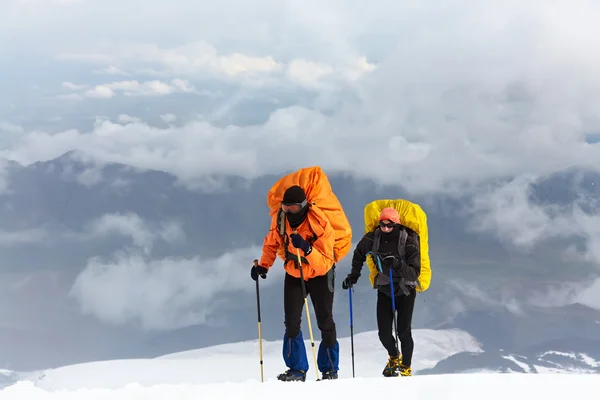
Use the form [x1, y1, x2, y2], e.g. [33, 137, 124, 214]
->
[18, 328, 481, 390]
[2, 328, 599, 399]
[5, 373, 600, 400]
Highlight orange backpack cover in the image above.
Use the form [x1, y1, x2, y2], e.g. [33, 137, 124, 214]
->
[266, 166, 352, 263]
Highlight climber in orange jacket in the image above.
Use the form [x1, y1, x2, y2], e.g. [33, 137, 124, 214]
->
[251, 185, 339, 382]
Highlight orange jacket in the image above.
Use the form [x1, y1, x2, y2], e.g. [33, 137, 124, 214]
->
[259, 206, 336, 280]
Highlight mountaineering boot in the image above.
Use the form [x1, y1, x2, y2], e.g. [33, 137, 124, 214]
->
[316, 340, 339, 380]
[397, 364, 412, 376]
[320, 370, 338, 380]
[382, 355, 401, 377]
[277, 369, 306, 382]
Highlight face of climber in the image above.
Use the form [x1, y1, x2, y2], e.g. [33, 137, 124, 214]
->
[281, 185, 308, 215]
[378, 207, 400, 233]
[379, 219, 396, 232]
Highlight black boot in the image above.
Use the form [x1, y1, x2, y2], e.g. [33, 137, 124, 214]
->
[382, 355, 401, 377]
[277, 369, 306, 382]
[320, 370, 338, 380]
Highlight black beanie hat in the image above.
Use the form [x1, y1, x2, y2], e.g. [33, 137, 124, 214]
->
[282, 185, 306, 204]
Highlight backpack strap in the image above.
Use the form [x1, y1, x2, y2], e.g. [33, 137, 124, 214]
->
[399, 227, 422, 291]
[371, 228, 381, 271]
[396, 227, 408, 260]
[277, 209, 286, 237]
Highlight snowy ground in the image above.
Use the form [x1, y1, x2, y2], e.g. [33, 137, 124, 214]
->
[18, 328, 482, 390]
[5, 373, 600, 400]
[2, 328, 599, 399]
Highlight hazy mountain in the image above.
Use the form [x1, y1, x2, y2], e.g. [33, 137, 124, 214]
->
[420, 302, 600, 374]
[0, 151, 598, 372]
[419, 345, 600, 375]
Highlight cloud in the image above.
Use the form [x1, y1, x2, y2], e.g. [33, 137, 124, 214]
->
[3, 0, 378, 84]
[575, 278, 600, 310]
[160, 114, 177, 123]
[55, 41, 375, 91]
[0, 159, 11, 195]
[117, 115, 142, 124]
[4, 2, 600, 190]
[0, 212, 185, 252]
[83, 213, 186, 254]
[467, 176, 574, 249]
[3, 0, 600, 262]
[0, 122, 25, 150]
[84, 86, 114, 98]
[465, 174, 600, 264]
[60, 79, 197, 99]
[0, 208, 271, 331]
[0, 227, 51, 245]
[69, 245, 282, 330]
[92, 66, 128, 76]
[570, 206, 600, 264]
[453, 280, 526, 315]
[61, 82, 87, 90]
[54, 93, 84, 101]
[0, 122, 24, 194]
[441, 272, 600, 319]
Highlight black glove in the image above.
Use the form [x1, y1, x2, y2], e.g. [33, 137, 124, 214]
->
[290, 233, 312, 255]
[251, 264, 268, 281]
[342, 273, 359, 289]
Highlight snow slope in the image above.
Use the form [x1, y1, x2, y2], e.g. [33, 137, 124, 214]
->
[3, 328, 599, 399]
[3, 328, 479, 394]
[4, 370, 600, 400]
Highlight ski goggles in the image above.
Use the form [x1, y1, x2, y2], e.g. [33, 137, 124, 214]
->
[379, 220, 396, 229]
[281, 200, 307, 214]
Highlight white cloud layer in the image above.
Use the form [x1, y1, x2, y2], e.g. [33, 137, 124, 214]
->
[466, 174, 600, 264]
[52, 41, 375, 94]
[2, 1, 599, 189]
[0, 210, 279, 330]
[0, 212, 185, 251]
[69, 245, 283, 330]
[1, 211, 270, 331]
[58, 79, 197, 99]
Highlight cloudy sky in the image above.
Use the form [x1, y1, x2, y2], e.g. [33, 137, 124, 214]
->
[4, 0, 599, 242]
[1, 0, 600, 356]
[2, 0, 600, 191]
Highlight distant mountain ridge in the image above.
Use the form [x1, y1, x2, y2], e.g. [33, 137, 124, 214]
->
[0, 150, 598, 372]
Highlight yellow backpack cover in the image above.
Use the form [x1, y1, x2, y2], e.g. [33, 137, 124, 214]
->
[364, 199, 431, 292]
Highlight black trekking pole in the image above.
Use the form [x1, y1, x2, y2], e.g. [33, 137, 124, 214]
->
[253, 260, 264, 382]
[389, 268, 399, 356]
[349, 284, 355, 378]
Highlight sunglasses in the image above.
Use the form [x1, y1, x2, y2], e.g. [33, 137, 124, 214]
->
[379, 220, 396, 229]
[281, 200, 307, 214]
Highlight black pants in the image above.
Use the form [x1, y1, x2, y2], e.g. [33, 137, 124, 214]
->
[376, 288, 416, 366]
[284, 271, 336, 347]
